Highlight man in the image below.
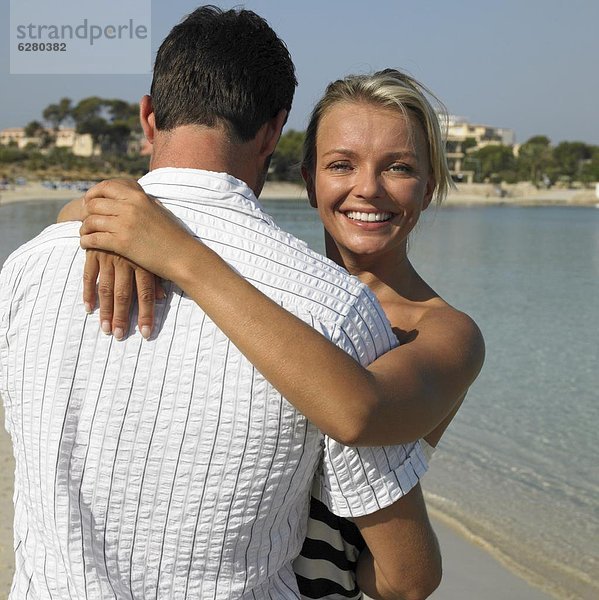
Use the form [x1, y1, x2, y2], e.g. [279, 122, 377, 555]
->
[0, 7, 436, 599]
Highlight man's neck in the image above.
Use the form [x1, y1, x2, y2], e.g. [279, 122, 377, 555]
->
[149, 125, 262, 195]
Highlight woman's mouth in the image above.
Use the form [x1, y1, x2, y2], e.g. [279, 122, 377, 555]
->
[344, 211, 394, 223]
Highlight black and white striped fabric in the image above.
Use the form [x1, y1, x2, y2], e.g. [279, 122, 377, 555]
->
[295, 482, 366, 600]
[295, 441, 436, 599]
[0, 168, 427, 599]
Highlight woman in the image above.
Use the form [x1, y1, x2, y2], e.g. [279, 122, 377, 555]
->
[66, 69, 485, 598]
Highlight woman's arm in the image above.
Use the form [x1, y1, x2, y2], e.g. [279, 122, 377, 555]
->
[57, 197, 85, 222]
[354, 484, 442, 600]
[80, 179, 484, 446]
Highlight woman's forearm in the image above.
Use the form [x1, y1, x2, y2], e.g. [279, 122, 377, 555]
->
[356, 547, 441, 600]
[169, 235, 449, 446]
[57, 197, 85, 222]
[354, 484, 442, 600]
[171, 235, 383, 444]
[355, 548, 399, 600]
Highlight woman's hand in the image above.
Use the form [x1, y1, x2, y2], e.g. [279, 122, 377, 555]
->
[80, 178, 194, 339]
[80, 179, 197, 281]
[83, 249, 163, 340]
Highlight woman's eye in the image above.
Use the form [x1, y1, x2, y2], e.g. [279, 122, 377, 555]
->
[328, 162, 352, 172]
[389, 163, 411, 173]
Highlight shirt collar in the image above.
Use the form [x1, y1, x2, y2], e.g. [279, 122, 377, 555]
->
[137, 167, 271, 220]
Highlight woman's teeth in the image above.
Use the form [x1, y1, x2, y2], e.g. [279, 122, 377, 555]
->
[345, 211, 393, 223]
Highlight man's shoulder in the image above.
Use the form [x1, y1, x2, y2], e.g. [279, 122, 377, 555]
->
[163, 193, 379, 326]
[220, 219, 397, 360]
[2, 221, 81, 272]
[226, 219, 384, 326]
[0, 221, 82, 319]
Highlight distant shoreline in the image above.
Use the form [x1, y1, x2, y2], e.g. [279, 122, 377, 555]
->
[1, 180, 597, 208]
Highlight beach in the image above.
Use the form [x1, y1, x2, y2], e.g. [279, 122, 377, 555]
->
[428, 514, 553, 600]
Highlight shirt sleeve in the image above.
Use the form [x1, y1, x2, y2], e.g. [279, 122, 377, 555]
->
[319, 439, 428, 518]
[0, 263, 12, 389]
[0, 257, 20, 418]
[318, 285, 429, 518]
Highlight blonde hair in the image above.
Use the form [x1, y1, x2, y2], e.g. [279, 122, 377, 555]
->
[302, 69, 453, 203]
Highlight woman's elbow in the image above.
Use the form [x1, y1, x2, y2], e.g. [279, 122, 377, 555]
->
[386, 566, 442, 600]
[328, 420, 370, 447]
[384, 551, 442, 600]
[326, 396, 380, 447]
[405, 568, 442, 600]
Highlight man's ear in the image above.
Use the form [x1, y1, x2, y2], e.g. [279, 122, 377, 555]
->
[258, 109, 288, 159]
[140, 95, 156, 144]
[301, 165, 317, 208]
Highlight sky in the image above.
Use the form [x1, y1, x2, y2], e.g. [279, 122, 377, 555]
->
[2, 0, 599, 146]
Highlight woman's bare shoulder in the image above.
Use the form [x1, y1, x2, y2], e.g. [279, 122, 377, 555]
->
[418, 300, 485, 370]
[422, 298, 480, 329]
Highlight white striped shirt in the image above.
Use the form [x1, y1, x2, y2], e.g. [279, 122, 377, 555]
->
[0, 168, 427, 599]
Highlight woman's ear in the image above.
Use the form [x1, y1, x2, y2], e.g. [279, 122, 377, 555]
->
[301, 165, 317, 208]
[422, 173, 436, 211]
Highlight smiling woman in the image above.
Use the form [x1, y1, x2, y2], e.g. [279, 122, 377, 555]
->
[305, 102, 435, 266]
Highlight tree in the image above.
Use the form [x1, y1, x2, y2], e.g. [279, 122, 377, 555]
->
[43, 97, 72, 131]
[579, 146, 599, 183]
[71, 96, 111, 152]
[469, 145, 517, 182]
[71, 96, 104, 129]
[70, 97, 142, 154]
[517, 135, 553, 185]
[24, 120, 46, 138]
[105, 99, 141, 153]
[270, 129, 305, 182]
[0, 146, 27, 164]
[462, 137, 478, 152]
[104, 121, 132, 154]
[552, 141, 592, 181]
[107, 99, 138, 124]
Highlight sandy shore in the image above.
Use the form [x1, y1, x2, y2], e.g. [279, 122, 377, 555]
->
[0, 406, 554, 599]
[0, 407, 14, 596]
[427, 512, 554, 599]
[0, 183, 82, 205]
[0, 181, 309, 206]
[1, 180, 598, 207]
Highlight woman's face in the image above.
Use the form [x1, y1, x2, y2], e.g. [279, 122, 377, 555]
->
[306, 101, 435, 264]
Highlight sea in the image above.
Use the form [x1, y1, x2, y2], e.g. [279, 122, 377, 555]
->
[0, 197, 597, 600]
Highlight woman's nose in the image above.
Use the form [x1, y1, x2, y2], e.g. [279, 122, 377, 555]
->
[354, 167, 383, 199]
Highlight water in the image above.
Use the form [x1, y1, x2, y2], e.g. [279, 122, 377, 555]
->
[1, 199, 598, 599]
[408, 206, 599, 600]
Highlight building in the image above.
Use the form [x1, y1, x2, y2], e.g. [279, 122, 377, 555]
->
[0, 127, 98, 157]
[0, 128, 27, 147]
[440, 115, 515, 182]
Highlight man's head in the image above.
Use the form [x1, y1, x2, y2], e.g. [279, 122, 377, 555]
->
[149, 5, 296, 143]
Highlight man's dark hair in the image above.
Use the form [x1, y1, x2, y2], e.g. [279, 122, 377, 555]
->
[150, 5, 297, 142]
